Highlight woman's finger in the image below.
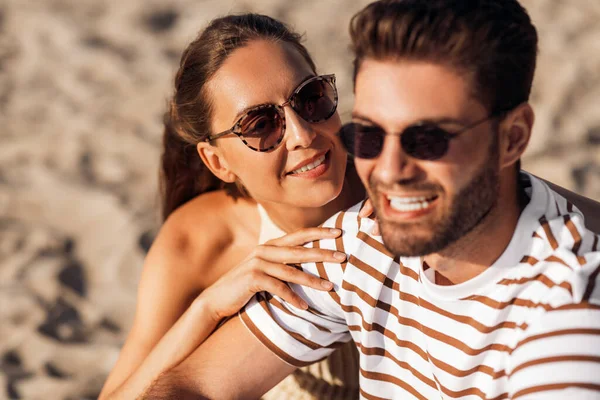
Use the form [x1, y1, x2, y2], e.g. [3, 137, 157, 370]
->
[359, 199, 380, 235]
[253, 245, 346, 264]
[261, 262, 333, 291]
[252, 274, 310, 310]
[266, 227, 341, 247]
[359, 199, 375, 218]
[371, 221, 380, 236]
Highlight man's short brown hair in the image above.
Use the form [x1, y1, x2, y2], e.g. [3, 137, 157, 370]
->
[350, 0, 538, 113]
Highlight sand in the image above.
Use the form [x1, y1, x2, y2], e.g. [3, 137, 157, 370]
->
[0, 0, 599, 399]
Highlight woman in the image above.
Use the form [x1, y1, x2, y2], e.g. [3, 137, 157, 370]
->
[99, 13, 364, 400]
[99, 12, 600, 400]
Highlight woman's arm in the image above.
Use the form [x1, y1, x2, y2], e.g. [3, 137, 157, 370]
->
[99, 219, 345, 400]
[141, 314, 297, 400]
[97, 214, 212, 399]
[102, 296, 220, 400]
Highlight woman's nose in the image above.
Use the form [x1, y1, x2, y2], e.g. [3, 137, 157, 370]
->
[284, 107, 317, 151]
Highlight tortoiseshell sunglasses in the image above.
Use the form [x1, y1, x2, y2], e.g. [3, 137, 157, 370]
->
[206, 74, 338, 152]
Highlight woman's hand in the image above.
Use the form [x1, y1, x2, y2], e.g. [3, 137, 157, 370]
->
[199, 227, 347, 322]
[99, 227, 347, 400]
[358, 198, 380, 235]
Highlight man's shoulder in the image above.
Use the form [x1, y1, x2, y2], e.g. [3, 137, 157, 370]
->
[294, 201, 397, 313]
[312, 200, 397, 271]
[299, 201, 366, 288]
[526, 192, 600, 307]
[525, 174, 598, 263]
[318, 200, 367, 236]
[318, 200, 391, 250]
[491, 174, 600, 311]
[515, 241, 600, 313]
[546, 248, 600, 305]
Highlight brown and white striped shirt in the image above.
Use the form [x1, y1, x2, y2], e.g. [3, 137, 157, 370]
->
[240, 173, 600, 399]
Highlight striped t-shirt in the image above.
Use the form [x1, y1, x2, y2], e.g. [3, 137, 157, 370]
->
[240, 174, 600, 399]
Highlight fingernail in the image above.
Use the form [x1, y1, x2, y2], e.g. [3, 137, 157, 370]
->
[370, 225, 380, 236]
[329, 228, 341, 235]
[300, 301, 309, 310]
[321, 280, 334, 289]
[334, 251, 346, 261]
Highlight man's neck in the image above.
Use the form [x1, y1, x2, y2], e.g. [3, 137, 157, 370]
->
[423, 177, 527, 286]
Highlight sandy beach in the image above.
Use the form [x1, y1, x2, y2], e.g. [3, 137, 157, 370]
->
[0, 0, 599, 398]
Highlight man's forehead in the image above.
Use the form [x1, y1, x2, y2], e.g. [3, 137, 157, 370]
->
[352, 58, 483, 127]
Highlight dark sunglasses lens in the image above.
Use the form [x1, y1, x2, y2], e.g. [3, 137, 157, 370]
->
[239, 106, 283, 150]
[293, 78, 337, 122]
[401, 125, 449, 160]
[340, 123, 385, 159]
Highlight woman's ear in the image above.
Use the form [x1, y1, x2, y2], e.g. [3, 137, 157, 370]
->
[196, 142, 237, 183]
[498, 103, 535, 169]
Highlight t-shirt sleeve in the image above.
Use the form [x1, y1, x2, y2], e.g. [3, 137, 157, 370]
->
[508, 258, 600, 399]
[239, 202, 365, 367]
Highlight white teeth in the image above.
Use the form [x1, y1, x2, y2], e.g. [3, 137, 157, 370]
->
[386, 195, 429, 204]
[291, 155, 326, 175]
[387, 195, 436, 212]
[389, 200, 431, 212]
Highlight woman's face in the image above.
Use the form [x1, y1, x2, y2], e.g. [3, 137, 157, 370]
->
[206, 39, 347, 208]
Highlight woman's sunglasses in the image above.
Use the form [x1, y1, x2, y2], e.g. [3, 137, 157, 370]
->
[206, 74, 338, 152]
[338, 111, 508, 161]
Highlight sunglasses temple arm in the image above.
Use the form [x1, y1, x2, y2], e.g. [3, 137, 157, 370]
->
[458, 111, 509, 135]
[207, 129, 234, 141]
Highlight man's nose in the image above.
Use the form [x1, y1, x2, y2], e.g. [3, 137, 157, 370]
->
[372, 134, 421, 186]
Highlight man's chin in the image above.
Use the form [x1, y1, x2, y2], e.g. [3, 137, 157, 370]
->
[379, 225, 439, 258]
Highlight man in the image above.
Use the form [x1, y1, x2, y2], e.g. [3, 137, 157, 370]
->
[146, 0, 600, 398]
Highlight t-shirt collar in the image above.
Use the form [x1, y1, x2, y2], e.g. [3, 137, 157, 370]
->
[417, 172, 550, 300]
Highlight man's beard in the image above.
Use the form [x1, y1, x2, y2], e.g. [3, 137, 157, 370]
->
[374, 139, 500, 257]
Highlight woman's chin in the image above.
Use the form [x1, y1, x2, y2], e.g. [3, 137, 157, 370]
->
[286, 185, 342, 209]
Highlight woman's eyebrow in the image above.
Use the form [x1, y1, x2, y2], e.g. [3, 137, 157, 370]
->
[231, 74, 316, 123]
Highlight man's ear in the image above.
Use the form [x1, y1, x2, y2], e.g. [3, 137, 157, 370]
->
[196, 142, 237, 183]
[498, 103, 534, 169]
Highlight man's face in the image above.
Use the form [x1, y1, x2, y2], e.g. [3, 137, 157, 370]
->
[353, 59, 501, 257]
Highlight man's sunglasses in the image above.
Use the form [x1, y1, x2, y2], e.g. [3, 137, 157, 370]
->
[338, 111, 508, 161]
[206, 74, 338, 152]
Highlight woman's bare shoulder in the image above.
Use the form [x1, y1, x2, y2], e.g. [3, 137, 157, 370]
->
[163, 191, 236, 246]
[100, 192, 258, 393]
[147, 191, 259, 288]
